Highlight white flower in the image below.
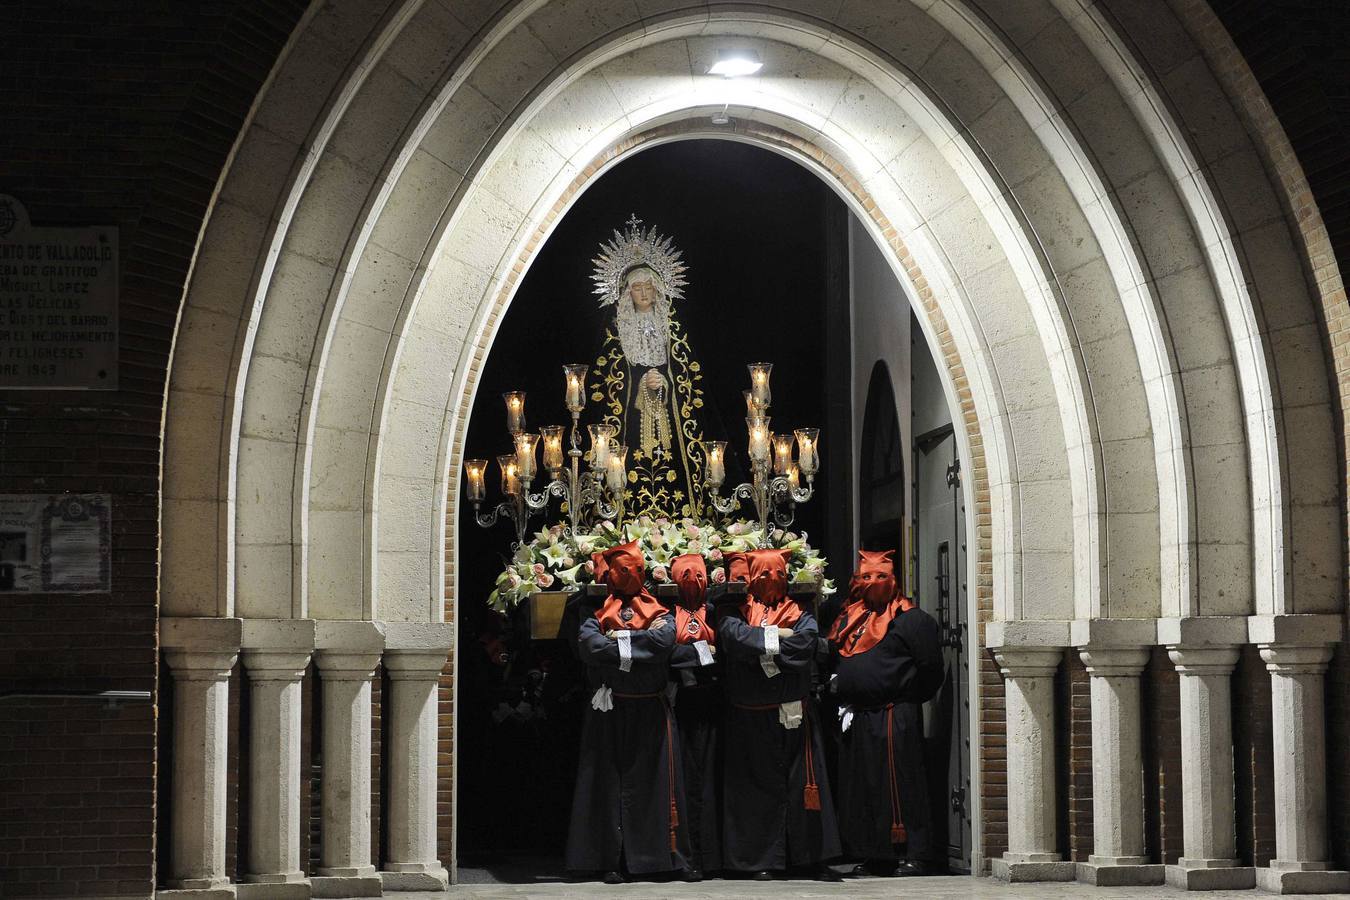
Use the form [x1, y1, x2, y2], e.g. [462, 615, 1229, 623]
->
[541, 542, 568, 565]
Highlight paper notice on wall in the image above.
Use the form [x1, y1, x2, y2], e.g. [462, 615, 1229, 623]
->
[0, 494, 111, 593]
[0, 195, 118, 390]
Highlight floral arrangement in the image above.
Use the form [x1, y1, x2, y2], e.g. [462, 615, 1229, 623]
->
[488, 515, 835, 612]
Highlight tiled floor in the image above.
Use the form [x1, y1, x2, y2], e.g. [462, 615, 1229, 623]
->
[376, 876, 1350, 899]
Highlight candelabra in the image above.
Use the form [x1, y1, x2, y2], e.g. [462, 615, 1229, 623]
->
[705, 363, 820, 545]
[463, 365, 627, 549]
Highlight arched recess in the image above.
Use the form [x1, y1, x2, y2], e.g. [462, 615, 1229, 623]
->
[156, 0, 1347, 874]
[859, 360, 907, 554]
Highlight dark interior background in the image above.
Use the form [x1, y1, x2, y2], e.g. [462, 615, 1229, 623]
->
[454, 139, 849, 865]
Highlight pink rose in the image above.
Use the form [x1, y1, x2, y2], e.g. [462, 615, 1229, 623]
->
[583, 560, 595, 574]
[655, 517, 670, 528]
[532, 562, 546, 577]
[686, 524, 701, 538]
[562, 557, 574, 568]
[652, 565, 669, 583]
[537, 572, 554, 588]
[709, 548, 723, 562]
[711, 567, 727, 584]
[506, 573, 522, 589]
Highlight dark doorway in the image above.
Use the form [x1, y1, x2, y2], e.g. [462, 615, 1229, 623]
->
[454, 139, 843, 880]
[858, 361, 904, 554]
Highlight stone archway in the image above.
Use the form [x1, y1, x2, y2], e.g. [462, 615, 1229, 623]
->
[154, 1, 1346, 894]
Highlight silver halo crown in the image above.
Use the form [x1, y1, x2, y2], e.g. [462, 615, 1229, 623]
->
[591, 213, 688, 308]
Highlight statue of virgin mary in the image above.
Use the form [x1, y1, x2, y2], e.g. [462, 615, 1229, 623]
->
[590, 215, 706, 520]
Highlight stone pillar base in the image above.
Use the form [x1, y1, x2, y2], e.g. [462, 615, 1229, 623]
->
[1165, 861, 1255, 890]
[1256, 865, 1350, 894]
[311, 874, 383, 898]
[157, 889, 236, 900]
[236, 882, 309, 900]
[991, 857, 1076, 882]
[1077, 859, 1164, 885]
[379, 867, 450, 891]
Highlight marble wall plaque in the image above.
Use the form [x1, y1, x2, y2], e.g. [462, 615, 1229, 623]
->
[0, 494, 111, 593]
[0, 195, 118, 389]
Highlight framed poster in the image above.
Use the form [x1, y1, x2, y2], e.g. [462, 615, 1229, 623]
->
[0, 494, 111, 593]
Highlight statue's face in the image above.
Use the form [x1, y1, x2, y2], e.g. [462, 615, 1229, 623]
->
[629, 278, 658, 313]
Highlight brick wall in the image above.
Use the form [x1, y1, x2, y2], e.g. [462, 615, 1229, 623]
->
[0, 2, 307, 896]
[1062, 654, 1093, 863]
[1143, 648, 1183, 865]
[1233, 644, 1276, 867]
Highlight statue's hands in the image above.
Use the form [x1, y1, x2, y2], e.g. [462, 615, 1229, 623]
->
[643, 369, 665, 391]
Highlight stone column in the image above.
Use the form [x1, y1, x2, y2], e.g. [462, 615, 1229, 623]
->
[1255, 644, 1350, 893]
[380, 647, 450, 891]
[1164, 645, 1252, 890]
[164, 648, 238, 894]
[1077, 647, 1161, 885]
[991, 646, 1075, 882]
[239, 649, 310, 898]
[312, 647, 383, 898]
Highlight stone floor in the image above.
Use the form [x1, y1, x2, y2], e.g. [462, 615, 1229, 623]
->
[376, 878, 1350, 899]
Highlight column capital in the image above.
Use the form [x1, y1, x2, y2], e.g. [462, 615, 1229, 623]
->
[1078, 646, 1150, 676]
[992, 646, 1063, 678]
[1259, 643, 1334, 674]
[1071, 617, 1156, 648]
[241, 648, 312, 681]
[383, 647, 449, 680]
[316, 649, 383, 680]
[1167, 645, 1240, 674]
[164, 648, 238, 681]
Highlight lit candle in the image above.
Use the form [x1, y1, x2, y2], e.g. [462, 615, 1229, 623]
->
[787, 465, 800, 491]
[772, 433, 795, 476]
[705, 440, 727, 488]
[562, 364, 587, 414]
[589, 423, 615, 470]
[748, 362, 772, 408]
[514, 432, 539, 482]
[540, 425, 565, 474]
[794, 428, 820, 476]
[606, 444, 628, 493]
[497, 454, 520, 496]
[463, 458, 488, 503]
[747, 416, 771, 464]
[503, 391, 527, 435]
[743, 389, 765, 419]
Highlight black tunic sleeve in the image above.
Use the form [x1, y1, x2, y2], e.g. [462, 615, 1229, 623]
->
[894, 607, 944, 703]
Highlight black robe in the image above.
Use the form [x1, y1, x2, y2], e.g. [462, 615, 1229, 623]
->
[668, 600, 722, 872]
[565, 614, 690, 875]
[831, 606, 943, 862]
[718, 605, 841, 872]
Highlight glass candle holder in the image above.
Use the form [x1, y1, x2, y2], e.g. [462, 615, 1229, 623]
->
[794, 428, 820, 476]
[606, 444, 628, 493]
[589, 423, 616, 470]
[787, 465, 800, 491]
[562, 364, 587, 414]
[514, 432, 539, 482]
[747, 416, 771, 464]
[748, 362, 773, 407]
[503, 391, 527, 435]
[743, 389, 766, 419]
[540, 425, 565, 473]
[463, 459, 488, 503]
[705, 440, 727, 488]
[772, 433, 795, 476]
[497, 454, 520, 496]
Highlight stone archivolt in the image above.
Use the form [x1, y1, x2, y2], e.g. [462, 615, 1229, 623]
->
[154, 0, 1347, 894]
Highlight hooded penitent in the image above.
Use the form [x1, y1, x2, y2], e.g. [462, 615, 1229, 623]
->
[828, 549, 909, 656]
[724, 551, 750, 583]
[671, 553, 713, 645]
[739, 548, 801, 629]
[595, 540, 666, 631]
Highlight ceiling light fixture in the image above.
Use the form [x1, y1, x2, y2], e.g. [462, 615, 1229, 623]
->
[708, 49, 763, 78]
